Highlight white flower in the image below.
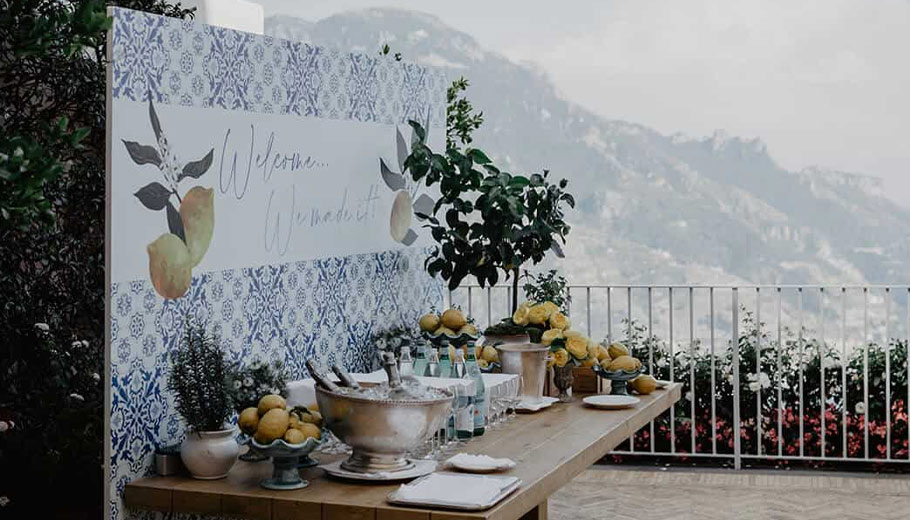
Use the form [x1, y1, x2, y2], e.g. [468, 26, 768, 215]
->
[72, 340, 83, 348]
[748, 381, 761, 392]
[746, 373, 757, 382]
[657, 358, 668, 368]
[855, 402, 866, 415]
[243, 377, 254, 387]
[233, 380, 242, 389]
[34, 323, 49, 332]
[270, 388, 279, 395]
[69, 393, 85, 402]
[0, 421, 9, 433]
[92, 372, 101, 382]
[684, 391, 692, 402]
[726, 374, 734, 384]
[0, 496, 9, 507]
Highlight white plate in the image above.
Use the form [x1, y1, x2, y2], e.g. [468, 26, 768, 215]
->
[515, 396, 559, 413]
[446, 454, 516, 473]
[583, 395, 640, 409]
[321, 459, 436, 481]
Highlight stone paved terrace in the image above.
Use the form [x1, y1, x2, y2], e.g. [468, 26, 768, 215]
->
[551, 466, 910, 520]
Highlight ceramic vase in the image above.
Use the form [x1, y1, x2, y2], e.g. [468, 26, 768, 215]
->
[180, 427, 239, 479]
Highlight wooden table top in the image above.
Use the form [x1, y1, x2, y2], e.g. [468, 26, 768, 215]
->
[125, 384, 680, 520]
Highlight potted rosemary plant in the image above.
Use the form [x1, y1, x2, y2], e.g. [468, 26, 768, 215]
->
[168, 323, 238, 479]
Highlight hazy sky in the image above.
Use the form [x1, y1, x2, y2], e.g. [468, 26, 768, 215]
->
[254, 0, 910, 204]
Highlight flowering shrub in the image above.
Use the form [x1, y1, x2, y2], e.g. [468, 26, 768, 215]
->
[612, 312, 910, 464]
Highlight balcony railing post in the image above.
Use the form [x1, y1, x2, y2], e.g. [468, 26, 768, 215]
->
[732, 287, 741, 470]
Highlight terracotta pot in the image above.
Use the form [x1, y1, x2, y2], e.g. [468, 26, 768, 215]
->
[180, 427, 239, 479]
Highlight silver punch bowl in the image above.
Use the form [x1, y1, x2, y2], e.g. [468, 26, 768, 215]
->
[315, 385, 452, 473]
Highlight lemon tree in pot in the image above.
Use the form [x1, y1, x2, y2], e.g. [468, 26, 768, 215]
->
[168, 323, 238, 479]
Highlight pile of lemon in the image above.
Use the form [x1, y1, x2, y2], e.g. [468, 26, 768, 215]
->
[238, 394, 323, 445]
[473, 344, 500, 369]
[418, 308, 478, 337]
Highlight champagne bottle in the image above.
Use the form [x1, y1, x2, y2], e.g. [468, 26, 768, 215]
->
[399, 346, 414, 378]
[306, 359, 340, 392]
[424, 348, 440, 377]
[331, 364, 361, 389]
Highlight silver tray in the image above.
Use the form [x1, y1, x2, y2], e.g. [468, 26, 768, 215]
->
[387, 472, 522, 511]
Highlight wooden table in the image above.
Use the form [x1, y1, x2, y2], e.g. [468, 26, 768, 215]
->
[126, 384, 680, 520]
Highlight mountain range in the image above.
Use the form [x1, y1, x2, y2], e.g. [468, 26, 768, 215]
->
[266, 9, 910, 289]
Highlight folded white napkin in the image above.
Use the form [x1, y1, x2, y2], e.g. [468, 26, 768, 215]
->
[395, 473, 517, 507]
[446, 453, 515, 470]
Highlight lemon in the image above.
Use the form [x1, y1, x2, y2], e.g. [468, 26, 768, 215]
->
[283, 428, 307, 444]
[630, 375, 658, 395]
[434, 326, 456, 336]
[390, 190, 413, 242]
[542, 301, 559, 315]
[146, 233, 192, 299]
[581, 357, 598, 368]
[441, 308, 467, 330]
[255, 408, 289, 444]
[418, 313, 440, 332]
[596, 345, 611, 362]
[607, 355, 641, 372]
[478, 358, 490, 369]
[607, 342, 630, 360]
[297, 422, 321, 440]
[179, 186, 214, 267]
[481, 345, 499, 363]
[257, 394, 286, 417]
[238, 407, 259, 435]
[301, 409, 323, 428]
[459, 323, 478, 336]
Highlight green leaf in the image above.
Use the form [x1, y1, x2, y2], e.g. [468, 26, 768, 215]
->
[133, 182, 171, 211]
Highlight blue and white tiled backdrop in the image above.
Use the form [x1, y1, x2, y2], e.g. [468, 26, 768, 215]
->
[107, 8, 445, 520]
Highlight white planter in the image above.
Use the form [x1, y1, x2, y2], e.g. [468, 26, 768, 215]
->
[180, 427, 239, 479]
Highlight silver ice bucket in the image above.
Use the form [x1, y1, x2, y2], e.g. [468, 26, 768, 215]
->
[496, 343, 550, 403]
[315, 385, 451, 473]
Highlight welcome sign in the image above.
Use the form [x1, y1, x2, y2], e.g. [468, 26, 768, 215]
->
[105, 8, 445, 519]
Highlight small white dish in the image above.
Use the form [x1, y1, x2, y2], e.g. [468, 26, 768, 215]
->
[515, 396, 558, 413]
[583, 395, 640, 410]
[321, 459, 436, 481]
[446, 453, 516, 473]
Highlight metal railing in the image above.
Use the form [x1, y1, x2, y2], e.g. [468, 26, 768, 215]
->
[449, 284, 910, 469]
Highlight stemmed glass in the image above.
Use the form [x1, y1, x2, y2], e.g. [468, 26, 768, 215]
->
[507, 376, 523, 421]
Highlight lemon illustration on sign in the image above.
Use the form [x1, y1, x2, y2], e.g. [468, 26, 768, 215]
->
[390, 190, 412, 242]
[147, 233, 192, 299]
[180, 186, 214, 266]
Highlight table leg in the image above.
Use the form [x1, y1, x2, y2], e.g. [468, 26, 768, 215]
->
[519, 500, 547, 520]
